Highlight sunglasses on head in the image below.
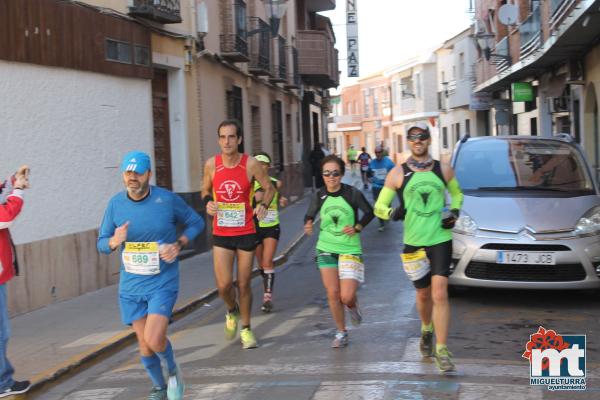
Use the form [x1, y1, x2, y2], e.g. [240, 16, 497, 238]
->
[407, 131, 431, 142]
[322, 170, 341, 177]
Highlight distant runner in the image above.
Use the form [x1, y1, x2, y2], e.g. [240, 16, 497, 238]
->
[369, 145, 395, 232]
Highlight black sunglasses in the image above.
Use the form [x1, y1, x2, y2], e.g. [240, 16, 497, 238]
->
[407, 132, 431, 142]
[322, 170, 342, 177]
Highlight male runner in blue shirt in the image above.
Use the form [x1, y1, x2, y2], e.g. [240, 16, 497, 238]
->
[98, 151, 204, 400]
[369, 145, 395, 231]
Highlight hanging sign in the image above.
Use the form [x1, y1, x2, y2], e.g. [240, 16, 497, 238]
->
[347, 0, 359, 77]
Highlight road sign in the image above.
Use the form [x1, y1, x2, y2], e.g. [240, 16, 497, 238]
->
[347, 0, 359, 77]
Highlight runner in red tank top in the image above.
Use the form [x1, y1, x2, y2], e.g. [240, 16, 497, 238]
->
[201, 119, 275, 350]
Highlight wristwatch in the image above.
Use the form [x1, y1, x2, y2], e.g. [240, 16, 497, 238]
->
[354, 224, 363, 232]
[176, 239, 185, 250]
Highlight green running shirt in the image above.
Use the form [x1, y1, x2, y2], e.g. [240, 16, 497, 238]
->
[253, 177, 280, 228]
[304, 184, 374, 255]
[399, 161, 452, 247]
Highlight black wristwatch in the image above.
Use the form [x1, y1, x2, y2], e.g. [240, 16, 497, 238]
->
[176, 239, 185, 250]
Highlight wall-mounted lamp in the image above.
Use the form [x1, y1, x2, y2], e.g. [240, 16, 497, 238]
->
[247, 0, 289, 38]
[474, 32, 511, 64]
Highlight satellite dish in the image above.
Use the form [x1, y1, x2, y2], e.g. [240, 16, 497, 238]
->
[498, 4, 518, 25]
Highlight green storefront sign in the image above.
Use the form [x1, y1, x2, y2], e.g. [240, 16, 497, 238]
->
[512, 82, 534, 102]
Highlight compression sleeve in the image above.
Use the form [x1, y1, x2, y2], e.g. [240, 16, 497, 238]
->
[447, 177, 464, 210]
[374, 186, 396, 220]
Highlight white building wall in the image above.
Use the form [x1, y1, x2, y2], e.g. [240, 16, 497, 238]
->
[0, 61, 153, 244]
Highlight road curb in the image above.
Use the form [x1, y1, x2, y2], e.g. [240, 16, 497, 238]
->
[28, 229, 308, 395]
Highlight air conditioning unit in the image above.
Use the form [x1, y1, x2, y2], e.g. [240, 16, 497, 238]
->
[547, 96, 569, 113]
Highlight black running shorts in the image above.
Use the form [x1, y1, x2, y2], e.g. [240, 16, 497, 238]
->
[402, 240, 452, 289]
[213, 233, 259, 252]
[257, 225, 281, 241]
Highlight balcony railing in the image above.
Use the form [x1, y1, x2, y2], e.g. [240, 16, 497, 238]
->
[493, 36, 510, 73]
[248, 17, 271, 76]
[128, 0, 181, 24]
[285, 46, 301, 88]
[297, 30, 339, 89]
[220, 0, 249, 62]
[549, 0, 577, 31]
[519, 6, 542, 59]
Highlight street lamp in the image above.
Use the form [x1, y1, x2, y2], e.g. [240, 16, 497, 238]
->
[247, 0, 289, 37]
[474, 32, 511, 64]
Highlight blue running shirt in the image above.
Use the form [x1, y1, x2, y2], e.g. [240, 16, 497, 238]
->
[98, 186, 204, 295]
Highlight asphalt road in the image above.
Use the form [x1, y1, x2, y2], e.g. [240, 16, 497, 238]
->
[35, 189, 600, 400]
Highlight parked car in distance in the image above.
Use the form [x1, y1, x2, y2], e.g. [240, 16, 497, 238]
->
[449, 135, 600, 290]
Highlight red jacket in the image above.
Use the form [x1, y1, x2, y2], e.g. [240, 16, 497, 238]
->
[0, 180, 23, 285]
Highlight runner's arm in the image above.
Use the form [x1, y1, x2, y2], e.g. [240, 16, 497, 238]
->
[173, 193, 205, 245]
[304, 192, 320, 223]
[354, 189, 374, 230]
[200, 158, 215, 203]
[250, 158, 275, 209]
[441, 163, 464, 212]
[373, 168, 403, 220]
[97, 201, 116, 254]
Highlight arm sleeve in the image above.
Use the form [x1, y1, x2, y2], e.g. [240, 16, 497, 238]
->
[447, 177, 464, 210]
[304, 193, 321, 223]
[97, 200, 116, 254]
[173, 194, 205, 241]
[374, 186, 396, 220]
[355, 190, 374, 227]
[0, 191, 24, 229]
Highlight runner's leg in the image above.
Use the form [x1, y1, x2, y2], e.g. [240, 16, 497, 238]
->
[431, 275, 450, 345]
[319, 268, 345, 332]
[339, 278, 358, 308]
[236, 248, 255, 327]
[132, 317, 166, 390]
[213, 246, 237, 310]
[415, 286, 433, 327]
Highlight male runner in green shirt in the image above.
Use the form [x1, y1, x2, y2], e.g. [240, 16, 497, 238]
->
[374, 122, 463, 372]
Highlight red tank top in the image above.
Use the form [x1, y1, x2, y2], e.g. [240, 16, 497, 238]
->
[212, 154, 256, 236]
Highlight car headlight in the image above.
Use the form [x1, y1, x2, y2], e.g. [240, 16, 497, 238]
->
[575, 206, 600, 236]
[454, 211, 478, 235]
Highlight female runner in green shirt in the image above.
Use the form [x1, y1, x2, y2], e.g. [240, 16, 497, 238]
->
[304, 155, 374, 348]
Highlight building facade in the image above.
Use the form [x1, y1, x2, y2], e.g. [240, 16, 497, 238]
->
[0, 0, 338, 315]
[473, 0, 600, 180]
[436, 26, 488, 158]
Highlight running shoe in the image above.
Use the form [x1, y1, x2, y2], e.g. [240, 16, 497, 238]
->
[348, 304, 362, 327]
[240, 327, 258, 349]
[419, 331, 434, 357]
[224, 307, 240, 340]
[166, 364, 185, 400]
[331, 331, 349, 348]
[0, 381, 31, 398]
[434, 347, 456, 372]
[261, 293, 273, 313]
[147, 387, 167, 400]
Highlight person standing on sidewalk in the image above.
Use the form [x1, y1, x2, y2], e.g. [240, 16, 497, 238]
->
[374, 122, 463, 373]
[98, 151, 204, 400]
[0, 166, 31, 398]
[252, 152, 288, 313]
[304, 155, 374, 348]
[369, 145, 395, 232]
[201, 120, 274, 349]
[357, 147, 372, 189]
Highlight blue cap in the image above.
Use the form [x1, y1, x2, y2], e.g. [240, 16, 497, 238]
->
[120, 151, 151, 174]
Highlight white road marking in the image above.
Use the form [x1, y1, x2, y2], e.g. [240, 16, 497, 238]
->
[262, 306, 320, 339]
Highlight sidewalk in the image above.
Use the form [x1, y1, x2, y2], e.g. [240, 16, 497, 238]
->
[7, 193, 315, 392]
